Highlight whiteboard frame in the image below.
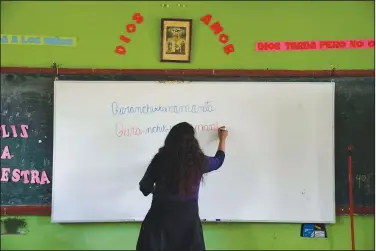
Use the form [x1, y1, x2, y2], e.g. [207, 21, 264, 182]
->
[51, 81, 336, 224]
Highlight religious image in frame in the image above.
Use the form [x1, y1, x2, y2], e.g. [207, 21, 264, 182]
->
[160, 18, 192, 63]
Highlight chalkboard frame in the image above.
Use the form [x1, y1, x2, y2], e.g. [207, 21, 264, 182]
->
[0, 67, 374, 216]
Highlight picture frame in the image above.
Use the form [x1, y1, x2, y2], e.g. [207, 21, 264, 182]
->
[160, 18, 192, 63]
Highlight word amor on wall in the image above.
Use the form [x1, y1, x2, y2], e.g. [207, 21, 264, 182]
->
[0, 124, 50, 185]
[200, 14, 235, 55]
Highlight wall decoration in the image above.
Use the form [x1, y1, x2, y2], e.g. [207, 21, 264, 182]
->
[0, 217, 28, 235]
[200, 14, 235, 55]
[0, 34, 77, 47]
[115, 13, 144, 55]
[1, 124, 51, 185]
[160, 18, 192, 63]
[300, 223, 327, 238]
[256, 39, 374, 52]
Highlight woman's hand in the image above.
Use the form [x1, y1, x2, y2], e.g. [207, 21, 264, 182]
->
[218, 126, 228, 141]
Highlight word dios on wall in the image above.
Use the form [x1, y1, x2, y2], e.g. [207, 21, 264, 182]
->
[256, 39, 375, 51]
[200, 14, 235, 55]
[0, 124, 50, 185]
[115, 13, 144, 55]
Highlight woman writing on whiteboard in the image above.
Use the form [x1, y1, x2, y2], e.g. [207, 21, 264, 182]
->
[137, 122, 228, 251]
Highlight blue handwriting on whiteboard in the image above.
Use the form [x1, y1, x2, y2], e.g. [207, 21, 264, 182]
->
[112, 101, 215, 115]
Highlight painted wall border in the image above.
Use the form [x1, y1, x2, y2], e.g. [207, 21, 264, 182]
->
[0, 67, 374, 77]
[0, 67, 374, 216]
[0, 205, 374, 216]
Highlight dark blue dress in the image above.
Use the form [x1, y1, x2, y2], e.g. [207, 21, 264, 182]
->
[136, 150, 225, 251]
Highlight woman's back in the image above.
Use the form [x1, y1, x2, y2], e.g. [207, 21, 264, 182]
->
[139, 150, 226, 201]
[136, 122, 228, 251]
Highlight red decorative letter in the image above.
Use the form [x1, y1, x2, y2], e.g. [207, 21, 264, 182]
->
[120, 35, 131, 43]
[368, 40, 374, 48]
[219, 34, 229, 44]
[210, 22, 224, 35]
[115, 45, 126, 55]
[200, 14, 212, 25]
[258, 42, 280, 51]
[132, 13, 144, 24]
[349, 40, 364, 48]
[126, 24, 136, 33]
[224, 44, 235, 55]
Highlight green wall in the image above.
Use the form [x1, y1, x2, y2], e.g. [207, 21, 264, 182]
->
[1, 1, 374, 70]
[0, 216, 374, 250]
[1, 1, 374, 250]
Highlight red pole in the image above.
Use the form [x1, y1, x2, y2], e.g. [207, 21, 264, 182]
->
[348, 145, 355, 250]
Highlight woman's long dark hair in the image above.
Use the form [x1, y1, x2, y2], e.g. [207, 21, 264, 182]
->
[155, 122, 207, 197]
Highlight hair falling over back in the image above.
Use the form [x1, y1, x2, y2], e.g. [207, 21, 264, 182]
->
[157, 122, 207, 197]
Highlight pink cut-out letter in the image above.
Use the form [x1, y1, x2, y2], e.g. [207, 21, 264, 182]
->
[1, 145, 12, 159]
[21, 170, 30, 184]
[30, 170, 41, 184]
[1, 168, 10, 182]
[12, 169, 21, 182]
[20, 125, 29, 138]
[40, 171, 50, 185]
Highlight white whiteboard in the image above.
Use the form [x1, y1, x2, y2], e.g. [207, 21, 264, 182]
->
[52, 81, 335, 223]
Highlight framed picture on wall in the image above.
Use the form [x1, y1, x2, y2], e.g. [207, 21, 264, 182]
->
[160, 18, 192, 63]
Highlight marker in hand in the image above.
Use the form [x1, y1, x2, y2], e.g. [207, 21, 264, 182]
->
[218, 126, 228, 140]
[217, 126, 228, 151]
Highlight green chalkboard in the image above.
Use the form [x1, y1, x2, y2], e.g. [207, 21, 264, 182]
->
[0, 74, 374, 209]
[334, 78, 374, 207]
[1, 74, 53, 205]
